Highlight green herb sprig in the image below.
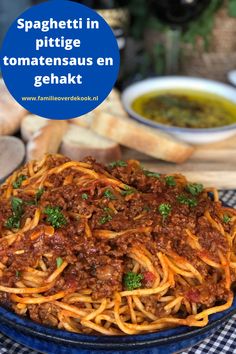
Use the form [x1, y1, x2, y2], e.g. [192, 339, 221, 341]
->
[223, 214, 231, 224]
[5, 197, 24, 229]
[123, 272, 143, 291]
[15, 270, 21, 278]
[44, 206, 67, 229]
[186, 183, 203, 196]
[99, 207, 113, 225]
[103, 189, 116, 200]
[143, 170, 160, 178]
[25, 188, 44, 206]
[165, 176, 176, 187]
[108, 160, 127, 168]
[121, 185, 135, 197]
[177, 195, 198, 207]
[35, 188, 44, 202]
[56, 257, 63, 268]
[13, 175, 27, 189]
[158, 203, 172, 220]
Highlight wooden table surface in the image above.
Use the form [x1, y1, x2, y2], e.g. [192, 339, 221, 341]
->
[122, 135, 236, 189]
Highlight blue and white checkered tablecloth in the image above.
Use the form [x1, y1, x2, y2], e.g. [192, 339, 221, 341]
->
[1, 190, 236, 354]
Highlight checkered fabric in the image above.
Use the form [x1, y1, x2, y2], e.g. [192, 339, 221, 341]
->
[1, 190, 236, 354]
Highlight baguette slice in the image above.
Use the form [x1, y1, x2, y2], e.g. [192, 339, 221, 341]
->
[91, 89, 194, 164]
[68, 89, 122, 129]
[27, 120, 68, 161]
[60, 124, 121, 163]
[0, 80, 27, 135]
[21, 90, 121, 139]
[69, 111, 95, 128]
[92, 111, 194, 163]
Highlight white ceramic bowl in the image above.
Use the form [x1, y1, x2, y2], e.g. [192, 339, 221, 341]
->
[122, 77, 236, 144]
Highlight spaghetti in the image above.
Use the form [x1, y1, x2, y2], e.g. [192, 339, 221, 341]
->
[0, 154, 235, 335]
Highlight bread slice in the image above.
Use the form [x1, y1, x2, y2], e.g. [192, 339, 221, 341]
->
[21, 114, 121, 163]
[20, 90, 121, 140]
[92, 112, 194, 163]
[69, 111, 95, 128]
[91, 90, 194, 164]
[27, 120, 68, 161]
[21, 114, 48, 141]
[60, 124, 121, 163]
[0, 79, 27, 135]
[68, 90, 122, 129]
[96, 89, 124, 115]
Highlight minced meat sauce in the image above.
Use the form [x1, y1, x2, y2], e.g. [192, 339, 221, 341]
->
[0, 155, 234, 327]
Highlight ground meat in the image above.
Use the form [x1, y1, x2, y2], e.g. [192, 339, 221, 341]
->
[0, 155, 234, 331]
[0, 292, 12, 309]
[185, 281, 230, 307]
[38, 303, 59, 327]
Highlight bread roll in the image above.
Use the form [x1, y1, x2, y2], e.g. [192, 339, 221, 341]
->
[27, 121, 68, 161]
[21, 115, 48, 142]
[0, 80, 27, 135]
[60, 124, 121, 163]
[0, 136, 25, 181]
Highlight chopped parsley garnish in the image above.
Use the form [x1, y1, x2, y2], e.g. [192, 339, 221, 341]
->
[25, 188, 44, 206]
[56, 257, 63, 268]
[12, 197, 23, 214]
[5, 215, 21, 229]
[99, 207, 113, 225]
[223, 214, 231, 224]
[99, 215, 112, 225]
[121, 185, 135, 196]
[35, 188, 44, 202]
[143, 170, 160, 178]
[177, 195, 198, 207]
[108, 160, 127, 168]
[123, 272, 143, 291]
[103, 189, 116, 200]
[15, 270, 21, 277]
[165, 176, 176, 186]
[158, 203, 172, 219]
[143, 205, 151, 212]
[186, 183, 203, 196]
[103, 207, 113, 214]
[44, 206, 67, 229]
[5, 197, 24, 230]
[82, 193, 88, 200]
[13, 175, 27, 189]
